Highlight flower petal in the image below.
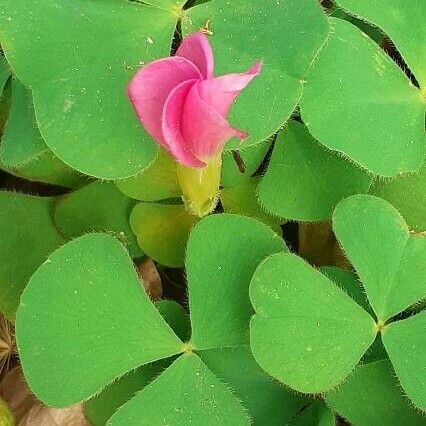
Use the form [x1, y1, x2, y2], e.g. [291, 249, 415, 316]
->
[176, 32, 214, 79]
[128, 57, 201, 148]
[198, 61, 263, 117]
[162, 79, 205, 168]
[181, 81, 246, 162]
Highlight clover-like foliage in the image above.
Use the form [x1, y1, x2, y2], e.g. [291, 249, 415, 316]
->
[301, 0, 425, 176]
[0, 0, 424, 423]
[16, 215, 309, 424]
[250, 195, 426, 410]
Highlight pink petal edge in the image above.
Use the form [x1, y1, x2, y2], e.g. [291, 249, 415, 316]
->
[197, 61, 263, 118]
[162, 79, 206, 168]
[128, 56, 201, 148]
[176, 32, 214, 79]
[181, 81, 245, 163]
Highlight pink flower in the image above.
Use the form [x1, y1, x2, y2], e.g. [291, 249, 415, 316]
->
[128, 32, 262, 168]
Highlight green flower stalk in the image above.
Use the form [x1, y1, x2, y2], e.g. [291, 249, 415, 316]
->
[177, 154, 222, 217]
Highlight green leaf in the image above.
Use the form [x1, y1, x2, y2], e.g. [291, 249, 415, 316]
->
[1, 78, 50, 166]
[221, 141, 270, 188]
[155, 300, 190, 342]
[86, 301, 187, 425]
[115, 149, 181, 202]
[361, 335, 389, 365]
[200, 346, 307, 425]
[0, 78, 83, 188]
[382, 312, 426, 410]
[259, 122, 372, 220]
[16, 233, 183, 407]
[183, 0, 329, 150]
[333, 194, 426, 321]
[300, 18, 425, 176]
[370, 162, 426, 232]
[335, 0, 426, 88]
[326, 359, 425, 425]
[54, 181, 142, 258]
[108, 353, 250, 426]
[130, 202, 198, 267]
[187, 214, 285, 350]
[0, 0, 177, 179]
[144, 0, 186, 9]
[290, 400, 335, 426]
[0, 56, 10, 96]
[85, 363, 166, 426]
[329, 5, 385, 45]
[221, 178, 283, 232]
[0, 192, 65, 319]
[0, 77, 11, 134]
[250, 252, 376, 393]
[321, 266, 372, 315]
[361, 338, 392, 366]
